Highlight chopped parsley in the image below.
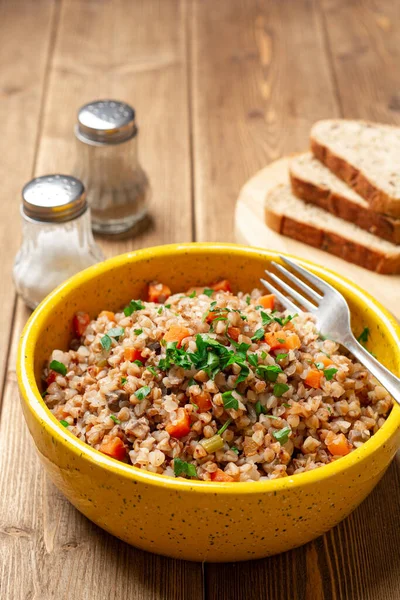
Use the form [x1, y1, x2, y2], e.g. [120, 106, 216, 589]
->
[222, 391, 239, 410]
[272, 426, 291, 444]
[146, 366, 157, 376]
[49, 360, 67, 376]
[110, 415, 121, 424]
[282, 403, 291, 408]
[261, 311, 273, 326]
[247, 353, 259, 368]
[133, 360, 143, 367]
[135, 386, 151, 400]
[231, 446, 239, 455]
[277, 338, 285, 344]
[324, 367, 338, 381]
[217, 418, 232, 436]
[203, 288, 214, 297]
[173, 458, 197, 478]
[40, 390, 48, 398]
[261, 351, 267, 359]
[357, 327, 370, 344]
[256, 364, 282, 382]
[124, 299, 145, 316]
[246, 295, 251, 305]
[134, 329, 143, 335]
[59, 419, 69, 427]
[276, 353, 288, 361]
[107, 326, 124, 339]
[191, 401, 199, 411]
[188, 290, 196, 298]
[273, 314, 298, 326]
[100, 334, 112, 351]
[255, 401, 267, 416]
[251, 328, 265, 342]
[157, 307, 163, 315]
[273, 383, 289, 397]
[165, 304, 171, 309]
[121, 377, 127, 385]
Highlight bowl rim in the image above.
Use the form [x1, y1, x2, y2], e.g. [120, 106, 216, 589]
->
[17, 242, 400, 495]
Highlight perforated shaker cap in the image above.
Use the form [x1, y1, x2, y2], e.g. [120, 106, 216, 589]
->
[22, 175, 87, 223]
[75, 100, 137, 144]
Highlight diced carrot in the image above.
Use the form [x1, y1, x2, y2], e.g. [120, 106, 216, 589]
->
[46, 371, 57, 386]
[98, 310, 115, 321]
[305, 369, 323, 389]
[227, 326, 240, 341]
[210, 279, 232, 293]
[124, 347, 145, 363]
[265, 331, 301, 350]
[163, 325, 191, 348]
[258, 294, 275, 310]
[210, 468, 235, 482]
[195, 391, 212, 412]
[206, 309, 228, 324]
[73, 312, 91, 337]
[315, 354, 333, 368]
[148, 281, 172, 303]
[99, 437, 127, 461]
[165, 408, 191, 438]
[326, 433, 352, 457]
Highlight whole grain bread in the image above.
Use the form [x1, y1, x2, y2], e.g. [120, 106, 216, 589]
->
[310, 120, 400, 218]
[264, 184, 400, 274]
[289, 153, 400, 245]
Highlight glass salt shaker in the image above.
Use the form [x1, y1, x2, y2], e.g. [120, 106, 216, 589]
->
[74, 99, 150, 235]
[13, 175, 105, 310]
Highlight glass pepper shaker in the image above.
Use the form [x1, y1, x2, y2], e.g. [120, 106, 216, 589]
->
[13, 175, 105, 310]
[74, 99, 150, 235]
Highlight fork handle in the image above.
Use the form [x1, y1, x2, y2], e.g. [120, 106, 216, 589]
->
[344, 334, 400, 405]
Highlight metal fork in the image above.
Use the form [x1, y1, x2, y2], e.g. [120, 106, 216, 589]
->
[261, 256, 400, 404]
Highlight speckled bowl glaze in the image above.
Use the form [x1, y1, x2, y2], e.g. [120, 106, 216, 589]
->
[17, 243, 400, 562]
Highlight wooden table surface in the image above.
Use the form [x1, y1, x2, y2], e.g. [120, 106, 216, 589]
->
[1, 1, 400, 598]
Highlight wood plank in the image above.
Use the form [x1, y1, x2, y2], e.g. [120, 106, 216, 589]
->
[0, 1, 201, 599]
[191, 0, 339, 243]
[0, 0, 57, 403]
[319, 0, 400, 124]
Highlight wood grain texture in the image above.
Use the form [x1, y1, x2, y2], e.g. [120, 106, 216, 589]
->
[319, 0, 400, 123]
[0, 0, 57, 405]
[0, 1, 201, 599]
[190, 0, 339, 242]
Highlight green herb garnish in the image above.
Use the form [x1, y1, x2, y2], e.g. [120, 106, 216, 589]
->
[276, 353, 288, 361]
[231, 446, 239, 454]
[283, 403, 291, 408]
[191, 401, 199, 411]
[124, 299, 145, 316]
[261, 351, 267, 359]
[157, 307, 163, 315]
[256, 364, 282, 382]
[315, 362, 325, 370]
[272, 426, 291, 444]
[173, 458, 197, 478]
[255, 401, 267, 416]
[121, 377, 127, 385]
[165, 304, 171, 308]
[217, 418, 232, 436]
[134, 329, 143, 335]
[107, 326, 125, 339]
[261, 311, 273, 326]
[324, 367, 338, 381]
[100, 334, 112, 351]
[222, 391, 239, 410]
[273, 383, 289, 397]
[110, 415, 121, 424]
[247, 353, 259, 368]
[147, 366, 157, 376]
[203, 288, 214, 297]
[251, 328, 265, 342]
[133, 360, 143, 367]
[246, 295, 251, 305]
[135, 386, 151, 400]
[49, 360, 67, 376]
[188, 291, 196, 298]
[277, 338, 285, 344]
[357, 327, 370, 344]
[59, 419, 69, 427]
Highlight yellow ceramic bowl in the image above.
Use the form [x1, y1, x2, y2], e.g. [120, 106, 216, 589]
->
[17, 243, 400, 562]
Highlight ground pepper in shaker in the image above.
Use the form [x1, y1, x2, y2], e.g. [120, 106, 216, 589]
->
[13, 175, 105, 310]
[74, 99, 150, 235]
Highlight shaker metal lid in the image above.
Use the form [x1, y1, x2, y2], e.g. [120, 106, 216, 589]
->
[22, 175, 87, 222]
[76, 99, 137, 144]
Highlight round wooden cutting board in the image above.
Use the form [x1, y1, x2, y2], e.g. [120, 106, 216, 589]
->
[235, 156, 400, 319]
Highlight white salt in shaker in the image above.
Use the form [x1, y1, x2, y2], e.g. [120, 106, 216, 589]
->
[74, 99, 150, 235]
[13, 175, 105, 309]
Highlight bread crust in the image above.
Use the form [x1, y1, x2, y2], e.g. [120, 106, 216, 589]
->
[311, 136, 400, 219]
[290, 170, 400, 245]
[264, 207, 400, 274]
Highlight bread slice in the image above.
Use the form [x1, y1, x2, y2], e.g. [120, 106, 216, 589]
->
[310, 120, 400, 218]
[289, 153, 400, 245]
[264, 184, 400, 274]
